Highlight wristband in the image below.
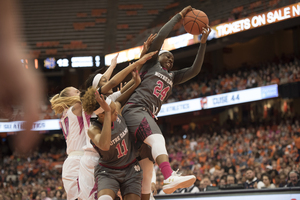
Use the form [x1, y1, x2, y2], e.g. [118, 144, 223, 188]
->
[179, 12, 183, 18]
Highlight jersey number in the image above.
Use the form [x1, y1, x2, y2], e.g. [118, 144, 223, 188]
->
[116, 139, 128, 158]
[153, 80, 170, 101]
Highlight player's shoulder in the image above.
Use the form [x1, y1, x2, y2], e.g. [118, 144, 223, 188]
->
[72, 102, 82, 116]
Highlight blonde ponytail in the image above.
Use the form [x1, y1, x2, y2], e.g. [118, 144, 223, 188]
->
[50, 88, 81, 114]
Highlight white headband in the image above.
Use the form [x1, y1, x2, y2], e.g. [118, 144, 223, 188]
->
[159, 50, 171, 56]
[92, 74, 103, 89]
[93, 98, 112, 115]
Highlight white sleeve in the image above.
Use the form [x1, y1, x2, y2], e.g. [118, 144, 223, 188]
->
[108, 91, 121, 102]
[151, 167, 156, 184]
[190, 186, 200, 193]
[158, 189, 165, 195]
[257, 181, 265, 189]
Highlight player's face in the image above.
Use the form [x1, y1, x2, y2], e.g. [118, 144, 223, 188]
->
[110, 102, 118, 122]
[159, 52, 174, 71]
[68, 87, 80, 97]
[98, 76, 108, 87]
[98, 76, 113, 95]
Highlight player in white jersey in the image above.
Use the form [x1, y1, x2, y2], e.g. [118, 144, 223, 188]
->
[50, 87, 86, 200]
[79, 51, 157, 200]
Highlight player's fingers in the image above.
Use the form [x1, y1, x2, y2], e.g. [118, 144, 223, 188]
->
[146, 34, 153, 42]
[150, 50, 158, 55]
[208, 26, 212, 33]
[151, 33, 157, 40]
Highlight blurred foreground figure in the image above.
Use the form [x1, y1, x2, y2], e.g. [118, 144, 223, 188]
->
[0, 0, 44, 154]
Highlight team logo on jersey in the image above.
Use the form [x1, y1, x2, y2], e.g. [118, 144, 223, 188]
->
[134, 165, 141, 172]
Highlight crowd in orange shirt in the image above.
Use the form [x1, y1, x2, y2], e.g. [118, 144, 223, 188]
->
[0, 138, 67, 200]
[0, 118, 300, 198]
[155, 118, 300, 192]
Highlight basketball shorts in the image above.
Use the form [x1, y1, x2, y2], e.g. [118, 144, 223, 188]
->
[78, 151, 99, 200]
[62, 154, 82, 200]
[122, 104, 162, 147]
[94, 160, 143, 197]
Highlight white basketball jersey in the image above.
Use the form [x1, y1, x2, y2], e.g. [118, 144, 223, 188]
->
[60, 106, 86, 155]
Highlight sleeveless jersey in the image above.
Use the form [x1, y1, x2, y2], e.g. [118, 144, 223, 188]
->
[60, 106, 86, 155]
[127, 61, 174, 116]
[91, 114, 136, 168]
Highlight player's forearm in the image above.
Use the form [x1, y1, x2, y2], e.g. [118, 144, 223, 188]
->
[101, 62, 138, 94]
[147, 14, 182, 61]
[174, 43, 206, 85]
[103, 64, 115, 80]
[116, 81, 139, 107]
[98, 112, 112, 151]
[189, 43, 206, 75]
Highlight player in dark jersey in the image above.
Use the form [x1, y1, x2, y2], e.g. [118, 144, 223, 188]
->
[121, 5, 211, 196]
[79, 51, 156, 200]
[81, 69, 142, 200]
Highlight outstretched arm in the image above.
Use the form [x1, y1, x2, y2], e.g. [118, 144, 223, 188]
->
[100, 51, 157, 94]
[140, 34, 157, 59]
[145, 6, 192, 64]
[173, 27, 211, 85]
[103, 53, 119, 80]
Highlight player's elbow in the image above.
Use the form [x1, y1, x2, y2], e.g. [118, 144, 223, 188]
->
[99, 143, 110, 151]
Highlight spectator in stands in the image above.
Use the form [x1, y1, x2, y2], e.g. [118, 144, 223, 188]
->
[227, 174, 236, 185]
[224, 158, 236, 174]
[52, 190, 63, 200]
[199, 177, 212, 191]
[286, 171, 300, 187]
[257, 173, 276, 189]
[278, 173, 287, 187]
[218, 178, 226, 187]
[293, 132, 300, 163]
[244, 168, 259, 189]
[182, 184, 200, 193]
[40, 190, 51, 200]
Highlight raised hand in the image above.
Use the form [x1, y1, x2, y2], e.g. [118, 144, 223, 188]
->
[200, 25, 211, 44]
[132, 68, 141, 84]
[180, 5, 193, 17]
[140, 33, 157, 58]
[111, 53, 119, 68]
[95, 91, 111, 112]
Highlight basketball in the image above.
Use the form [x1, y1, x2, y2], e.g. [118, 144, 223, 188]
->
[183, 9, 209, 35]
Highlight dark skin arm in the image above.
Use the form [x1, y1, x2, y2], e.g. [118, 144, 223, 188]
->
[88, 93, 112, 151]
[173, 26, 211, 85]
[116, 69, 141, 107]
[101, 51, 157, 94]
[144, 6, 192, 65]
